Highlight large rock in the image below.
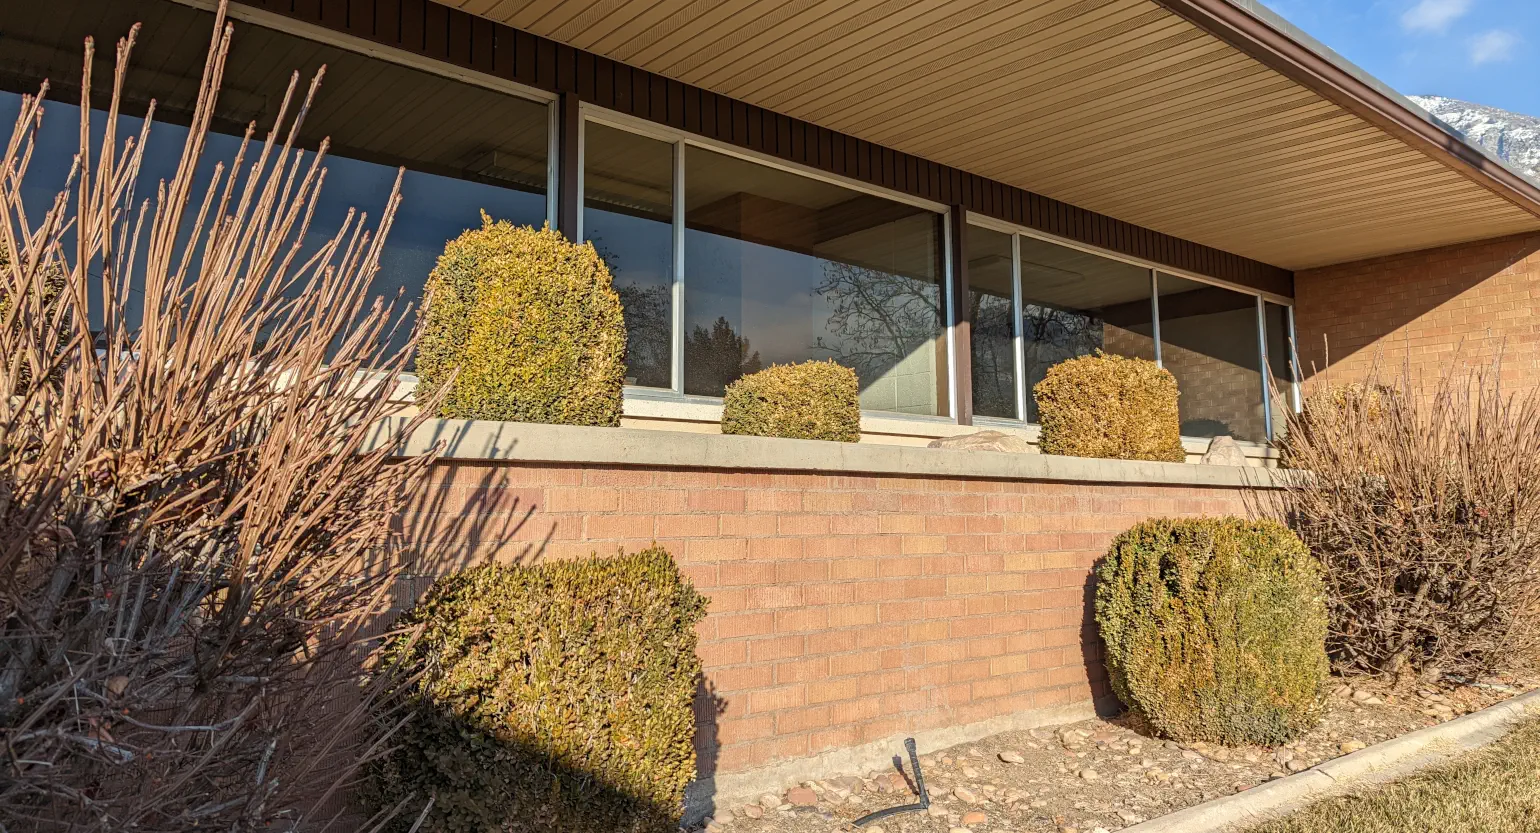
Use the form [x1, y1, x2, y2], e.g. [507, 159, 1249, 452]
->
[928, 430, 1033, 453]
[1200, 435, 1248, 466]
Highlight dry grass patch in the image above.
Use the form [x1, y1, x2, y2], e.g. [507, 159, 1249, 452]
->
[1248, 718, 1540, 833]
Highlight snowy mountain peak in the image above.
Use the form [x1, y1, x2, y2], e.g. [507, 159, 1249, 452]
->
[1408, 95, 1540, 183]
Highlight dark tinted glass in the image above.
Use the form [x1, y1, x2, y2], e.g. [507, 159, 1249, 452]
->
[1265, 301, 1296, 439]
[584, 123, 674, 388]
[682, 147, 948, 415]
[0, 0, 548, 356]
[1158, 273, 1265, 442]
[1018, 236, 1155, 422]
[967, 226, 1017, 419]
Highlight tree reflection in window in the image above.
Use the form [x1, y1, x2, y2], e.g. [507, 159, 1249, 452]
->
[684, 317, 762, 397]
[813, 261, 943, 393]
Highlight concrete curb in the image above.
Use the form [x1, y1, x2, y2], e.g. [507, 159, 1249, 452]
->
[1122, 687, 1540, 833]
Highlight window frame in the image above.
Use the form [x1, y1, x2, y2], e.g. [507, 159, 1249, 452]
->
[579, 104, 958, 420]
[964, 214, 1302, 438]
[172, 0, 559, 221]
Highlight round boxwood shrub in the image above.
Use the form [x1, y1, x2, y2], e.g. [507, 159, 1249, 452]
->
[363, 547, 708, 833]
[720, 359, 861, 442]
[415, 217, 626, 425]
[1095, 517, 1329, 746]
[1034, 351, 1185, 463]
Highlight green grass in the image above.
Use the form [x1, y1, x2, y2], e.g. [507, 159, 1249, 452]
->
[1248, 718, 1540, 833]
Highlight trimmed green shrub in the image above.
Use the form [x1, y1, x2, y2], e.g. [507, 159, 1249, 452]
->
[720, 359, 861, 442]
[364, 547, 708, 833]
[1095, 517, 1329, 746]
[415, 217, 627, 425]
[1035, 351, 1185, 462]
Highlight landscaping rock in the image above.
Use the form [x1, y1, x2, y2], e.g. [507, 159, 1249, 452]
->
[784, 787, 818, 807]
[1201, 435, 1248, 466]
[1339, 739, 1367, 754]
[928, 429, 1034, 453]
[695, 677, 1531, 833]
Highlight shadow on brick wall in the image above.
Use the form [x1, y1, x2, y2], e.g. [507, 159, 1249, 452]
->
[357, 467, 727, 831]
[1295, 232, 1540, 387]
[390, 464, 545, 576]
[368, 693, 714, 831]
[685, 679, 730, 826]
[1079, 562, 1124, 718]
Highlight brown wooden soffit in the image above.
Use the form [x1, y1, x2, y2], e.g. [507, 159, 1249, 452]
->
[233, 0, 1293, 298]
[1158, 0, 1540, 221]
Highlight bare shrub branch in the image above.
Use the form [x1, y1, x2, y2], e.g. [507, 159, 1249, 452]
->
[0, 2, 442, 829]
[1268, 360, 1540, 680]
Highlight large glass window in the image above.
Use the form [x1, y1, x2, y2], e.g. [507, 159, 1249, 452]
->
[968, 226, 1018, 419]
[682, 147, 948, 415]
[0, 0, 549, 355]
[1157, 274, 1266, 442]
[1264, 301, 1299, 438]
[583, 123, 674, 389]
[1018, 236, 1156, 423]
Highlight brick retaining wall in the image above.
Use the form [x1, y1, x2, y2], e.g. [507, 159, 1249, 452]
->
[394, 454, 1254, 789]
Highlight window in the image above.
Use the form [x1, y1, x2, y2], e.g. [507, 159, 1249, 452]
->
[1157, 274, 1266, 442]
[583, 123, 675, 388]
[967, 226, 1018, 419]
[0, 0, 550, 354]
[682, 147, 949, 415]
[1264, 301, 1300, 437]
[964, 224, 1296, 441]
[1018, 235, 1156, 423]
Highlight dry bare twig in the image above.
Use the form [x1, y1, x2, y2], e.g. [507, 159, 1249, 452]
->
[0, 2, 443, 829]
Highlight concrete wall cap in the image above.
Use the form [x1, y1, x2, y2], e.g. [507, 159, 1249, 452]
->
[365, 417, 1286, 489]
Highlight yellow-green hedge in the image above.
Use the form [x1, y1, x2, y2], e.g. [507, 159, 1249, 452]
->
[1095, 517, 1329, 746]
[720, 360, 861, 442]
[364, 547, 708, 832]
[415, 218, 626, 425]
[1035, 351, 1185, 462]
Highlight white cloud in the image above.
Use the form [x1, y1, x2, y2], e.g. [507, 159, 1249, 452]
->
[1401, 0, 1472, 33]
[1469, 29, 1520, 65]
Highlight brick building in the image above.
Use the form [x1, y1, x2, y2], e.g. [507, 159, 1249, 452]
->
[8, 0, 1540, 814]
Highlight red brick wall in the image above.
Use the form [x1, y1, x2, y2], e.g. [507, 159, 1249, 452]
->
[1295, 232, 1540, 393]
[396, 460, 1250, 779]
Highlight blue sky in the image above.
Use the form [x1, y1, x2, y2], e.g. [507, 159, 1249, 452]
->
[1261, 0, 1540, 115]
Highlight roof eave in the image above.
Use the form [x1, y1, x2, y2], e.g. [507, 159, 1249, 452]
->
[1159, 0, 1540, 221]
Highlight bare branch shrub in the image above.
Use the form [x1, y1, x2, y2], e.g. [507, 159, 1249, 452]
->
[0, 3, 439, 829]
[1272, 364, 1540, 680]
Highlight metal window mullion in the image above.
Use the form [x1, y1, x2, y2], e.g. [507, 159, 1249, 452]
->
[573, 112, 586, 240]
[943, 211, 959, 422]
[1256, 295, 1274, 441]
[1011, 233, 1026, 422]
[1149, 269, 1163, 368]
[671, 139, 686, 396]
[1286, 304, 1303, 414]
[547, 100, 560, 226]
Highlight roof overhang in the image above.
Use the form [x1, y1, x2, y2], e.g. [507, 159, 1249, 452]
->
[458, 0, 1540, 271]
